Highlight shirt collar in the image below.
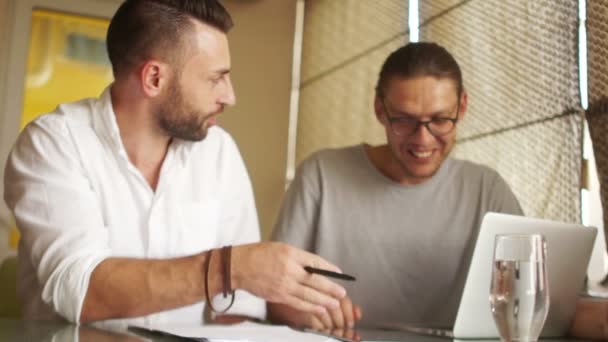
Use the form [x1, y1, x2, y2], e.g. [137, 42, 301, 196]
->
[93, 85, 130, 161]
[93, 85, 196, 165]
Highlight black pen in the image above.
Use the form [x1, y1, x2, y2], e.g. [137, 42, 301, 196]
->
[304, 266, 356, 281]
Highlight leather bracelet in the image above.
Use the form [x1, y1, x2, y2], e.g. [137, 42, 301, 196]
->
[204, 247, 235, 314]
[221, 246, 233, 297]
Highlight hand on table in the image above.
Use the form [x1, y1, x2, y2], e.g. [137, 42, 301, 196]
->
[268, 296, 362, 330]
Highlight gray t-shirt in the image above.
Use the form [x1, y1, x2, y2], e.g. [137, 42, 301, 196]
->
[272, 144, 523, 328]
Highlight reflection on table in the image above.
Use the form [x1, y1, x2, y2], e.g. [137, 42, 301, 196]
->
[0, 318, 590, 342]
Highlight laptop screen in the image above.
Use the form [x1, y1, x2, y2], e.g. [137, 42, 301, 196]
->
[453, 213, 596, 339]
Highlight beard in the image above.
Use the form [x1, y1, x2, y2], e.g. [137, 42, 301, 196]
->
[155, 79, 217, 141]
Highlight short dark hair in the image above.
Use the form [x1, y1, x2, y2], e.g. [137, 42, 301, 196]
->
[375, 42, 463, 98]
[106, 0, 233, 78]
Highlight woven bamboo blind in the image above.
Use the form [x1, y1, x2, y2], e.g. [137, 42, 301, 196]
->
[420, 0, 582, 223]
[296, 0, 583, 224]
[296, 0, 408, 164]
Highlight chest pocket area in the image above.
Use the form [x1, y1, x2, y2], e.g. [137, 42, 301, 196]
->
[173, 200, 220, 255]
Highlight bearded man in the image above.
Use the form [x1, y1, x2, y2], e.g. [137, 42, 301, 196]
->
[4, 0, 347, 325]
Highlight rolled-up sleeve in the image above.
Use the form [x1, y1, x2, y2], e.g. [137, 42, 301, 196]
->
[4, 118, 111, 323]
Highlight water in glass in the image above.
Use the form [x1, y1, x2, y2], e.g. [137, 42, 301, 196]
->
[490, 234, 549, 342]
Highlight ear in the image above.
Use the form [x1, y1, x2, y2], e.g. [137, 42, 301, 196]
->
[140, 60, 170, 98]
[458, 89, 468, 120]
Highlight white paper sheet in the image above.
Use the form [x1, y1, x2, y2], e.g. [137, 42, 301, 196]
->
[131, 321, 336, 342]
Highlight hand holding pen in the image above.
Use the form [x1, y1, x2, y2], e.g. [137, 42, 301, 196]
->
[230, 242, 349, 314]
[304, 266, 356, 281]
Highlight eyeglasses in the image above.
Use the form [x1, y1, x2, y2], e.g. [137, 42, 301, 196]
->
[381, 98, 460, 137]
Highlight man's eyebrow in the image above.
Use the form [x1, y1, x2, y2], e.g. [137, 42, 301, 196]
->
[384, 102, 415, 118]
[392, 110, 417, 118]
[385, 100, 457, 118]
[392, 108, 454, 118]
[213, 68, 231, 76]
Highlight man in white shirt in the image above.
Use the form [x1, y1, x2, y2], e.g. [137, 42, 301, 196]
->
[3, 0, 346, 325]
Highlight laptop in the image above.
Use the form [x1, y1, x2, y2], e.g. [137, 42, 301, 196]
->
[308, 213, 597, 342]
[394, 212, 597, 340]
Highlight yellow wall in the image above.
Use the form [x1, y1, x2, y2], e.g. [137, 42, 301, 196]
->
[222, 0, 296, 239]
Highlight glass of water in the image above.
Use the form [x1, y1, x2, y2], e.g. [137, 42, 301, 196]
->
[489, 234, 549, 342]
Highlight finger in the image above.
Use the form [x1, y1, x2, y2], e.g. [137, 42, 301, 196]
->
[316, 309, 333, 330]
[331, 327, 346, 338]
[293, 282, 341, 310]
[283, 295, 327, 315]
[299, 252, 343, 274]
[300, 273, 346, 300]
[310, 315, 326, 330]
[340, 298, 355, 328]
[286, 246, 342, 273]
[319, 328, 332, 337]
[343, 327, 354, 340]
[345, 328, 361, 342]
[329, 306, 345, 328]
[354, 305, 363, 321]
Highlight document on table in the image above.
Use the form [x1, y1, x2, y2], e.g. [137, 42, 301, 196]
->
[130, 321, 337, 342]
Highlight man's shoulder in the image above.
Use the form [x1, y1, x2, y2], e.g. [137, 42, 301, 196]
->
[302, 145, 363, 166]
[448, 158, 499, 175]
[21, 97, 98, 137]
[447, 158, 522, 214]
[446, 158, 505, 185]
[293, 145, 365, 183]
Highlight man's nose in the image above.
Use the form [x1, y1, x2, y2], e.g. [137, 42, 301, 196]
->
[221, 76, 236, 106]
[409, 122, 436, 142]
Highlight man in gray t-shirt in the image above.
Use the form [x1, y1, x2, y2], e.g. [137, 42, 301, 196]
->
[268, 42, 523, 331]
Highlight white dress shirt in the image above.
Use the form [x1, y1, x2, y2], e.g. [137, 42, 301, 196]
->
[4, 87, 265, 325]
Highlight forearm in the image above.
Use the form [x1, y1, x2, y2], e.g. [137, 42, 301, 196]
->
[569, 297, 608, 340]
[81, 242, 347, 323]
[80, 251, 222, 323]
